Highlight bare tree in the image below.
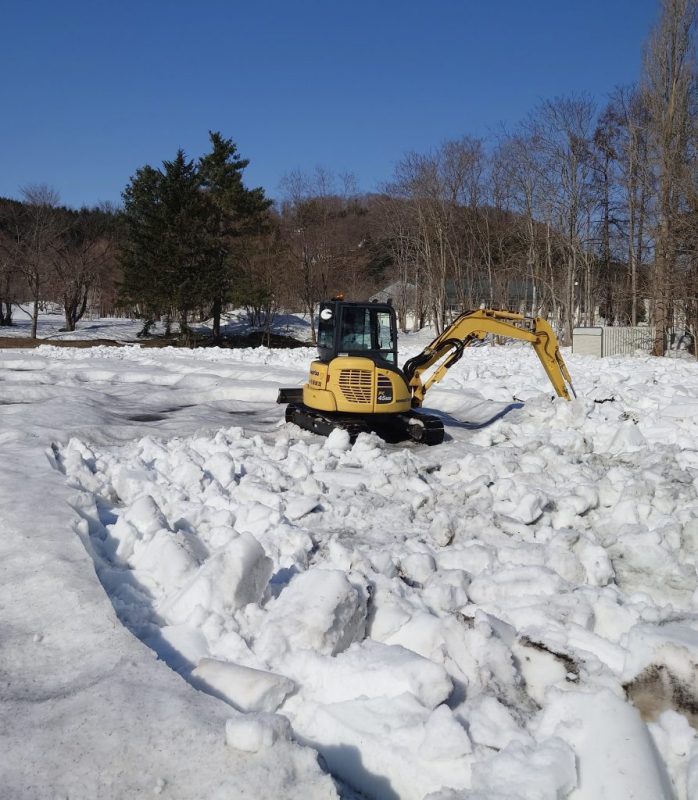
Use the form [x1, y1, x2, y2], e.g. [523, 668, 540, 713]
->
[49, 209, 115, 331]
[494, 131, 552, 316]
[372, 195, 421, 331]
[0, 204, 22, 326]
[526, 97, 597, 343]
[592, 105, 621, 323]
[279, 167, 366, 342]
[235, 224, 286, 343]
[11, 185, 61, 338]
[388, 142, 478, 334]
[643, 0, 697, 354]
[607, 86, 652, 326]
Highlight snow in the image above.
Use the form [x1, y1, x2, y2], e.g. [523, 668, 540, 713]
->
[1, 327, 698, 799]
[225, 710, 295, 752]
[255, 568, 368, 659]
[0, 307, 313, 342]
[192, 658, 295, 712]
[536, 688, 675, 799]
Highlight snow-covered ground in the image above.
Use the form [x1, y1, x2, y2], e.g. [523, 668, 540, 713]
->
[2, 335, 698, 799]
[0, 308, 147, 340]
[0, 308, 313, 342]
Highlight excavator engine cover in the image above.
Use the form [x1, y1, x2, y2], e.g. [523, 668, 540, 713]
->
[303, 358, 412, 415]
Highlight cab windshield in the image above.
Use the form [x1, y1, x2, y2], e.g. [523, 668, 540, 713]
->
[340, 306, 396, 365]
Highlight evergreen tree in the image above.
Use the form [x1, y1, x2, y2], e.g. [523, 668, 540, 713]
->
[120, 134, 270, 339]
[198, 131, 272, 340]
[120, 165, 167, 328]
[120, 151, 211, 333]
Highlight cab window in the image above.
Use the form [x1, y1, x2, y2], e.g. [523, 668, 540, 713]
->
[375, 310, 396, 364]
[339, 307, 396, 365]
[318, 305, 335, 351]
[340, 307, 371, 350]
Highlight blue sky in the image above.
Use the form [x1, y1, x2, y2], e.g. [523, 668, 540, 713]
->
[1, 0, 659, 209]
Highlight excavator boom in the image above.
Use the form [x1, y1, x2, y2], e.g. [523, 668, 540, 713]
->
[403, 308, 575, 406]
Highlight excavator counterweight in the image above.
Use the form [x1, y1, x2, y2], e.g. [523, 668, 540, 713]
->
[278, 301, 574, 446]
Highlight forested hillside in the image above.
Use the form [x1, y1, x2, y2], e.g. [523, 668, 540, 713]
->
[1, 0, 697, 353]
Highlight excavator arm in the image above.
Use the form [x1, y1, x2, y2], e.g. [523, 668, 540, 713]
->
[403, 309, 576, 407]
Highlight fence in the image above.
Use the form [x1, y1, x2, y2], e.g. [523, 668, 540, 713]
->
[572, 326, 655, 357]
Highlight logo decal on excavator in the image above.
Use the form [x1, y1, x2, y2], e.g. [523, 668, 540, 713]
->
[377, 375, 393, 404]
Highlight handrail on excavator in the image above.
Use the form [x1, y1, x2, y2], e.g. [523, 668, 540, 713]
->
[403, 309, 576, 407]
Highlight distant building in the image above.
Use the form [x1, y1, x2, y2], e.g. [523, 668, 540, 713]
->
[371, 279, 536, 314]
[369, 282, 416, 305]
[446, 278, 536, 312]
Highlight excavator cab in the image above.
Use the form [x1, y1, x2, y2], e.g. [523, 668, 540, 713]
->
[278, 299, 428, 441]
[317, 300, 398, 367]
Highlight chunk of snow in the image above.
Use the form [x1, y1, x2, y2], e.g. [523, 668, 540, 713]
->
[420, 704, 473, 759]
[192, 658, 295, 713]
[130, 528, 198, 589]
[324, 428, 351, 452]
[460, 694, 533, 750]
[203, 452, 237, 486]
[256, 569, 367, 659]
[293, 694, 473, 800]
[225, 712, 293, 752]
[123, 494, 169, 535]
[163, 532, 273, 622]
[399, 552, 436, 584]
[282, 639, 453, 710]
[492, 478, 547, 524]
[537, 688, 674, 799]
[471, 737, 576, 799]
[623, 622, 698, 687]
[283, 494, 321, 521]
[607, 421, 647, 454]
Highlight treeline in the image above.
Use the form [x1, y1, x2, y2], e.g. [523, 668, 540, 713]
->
[0, 189, 119, 335]
[1, 0, 697, 355]
[369, 0, 698, 355]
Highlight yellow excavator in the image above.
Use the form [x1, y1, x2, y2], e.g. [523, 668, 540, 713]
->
[278, 297, 575, 445]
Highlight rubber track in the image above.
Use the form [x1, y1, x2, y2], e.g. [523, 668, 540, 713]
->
[285, 403, 444, 446]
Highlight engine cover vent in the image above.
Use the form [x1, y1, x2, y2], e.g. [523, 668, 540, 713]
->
[338, 369, 372, 404]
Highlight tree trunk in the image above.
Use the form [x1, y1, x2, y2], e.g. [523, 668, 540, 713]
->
[75, 290, 89, 325]
[305, 299, 317, 344]
[31, 298, 39, 339]
[63, 303, 76, 332]
[546, 222, 559, 325]
[652, 221, 669, 356]
[212, 295, 222, 341]
[628, 182, 637, 326]
[563, 250, 575, 346]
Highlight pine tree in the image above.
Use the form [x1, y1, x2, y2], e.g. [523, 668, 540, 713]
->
[120, 135, 270, 339]
[120, 151, 211, 333]
[198, 131, 272, 340]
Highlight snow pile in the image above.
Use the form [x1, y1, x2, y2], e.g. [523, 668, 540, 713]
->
[4, 336, 698, 798]
[56, 359, 698, 799]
